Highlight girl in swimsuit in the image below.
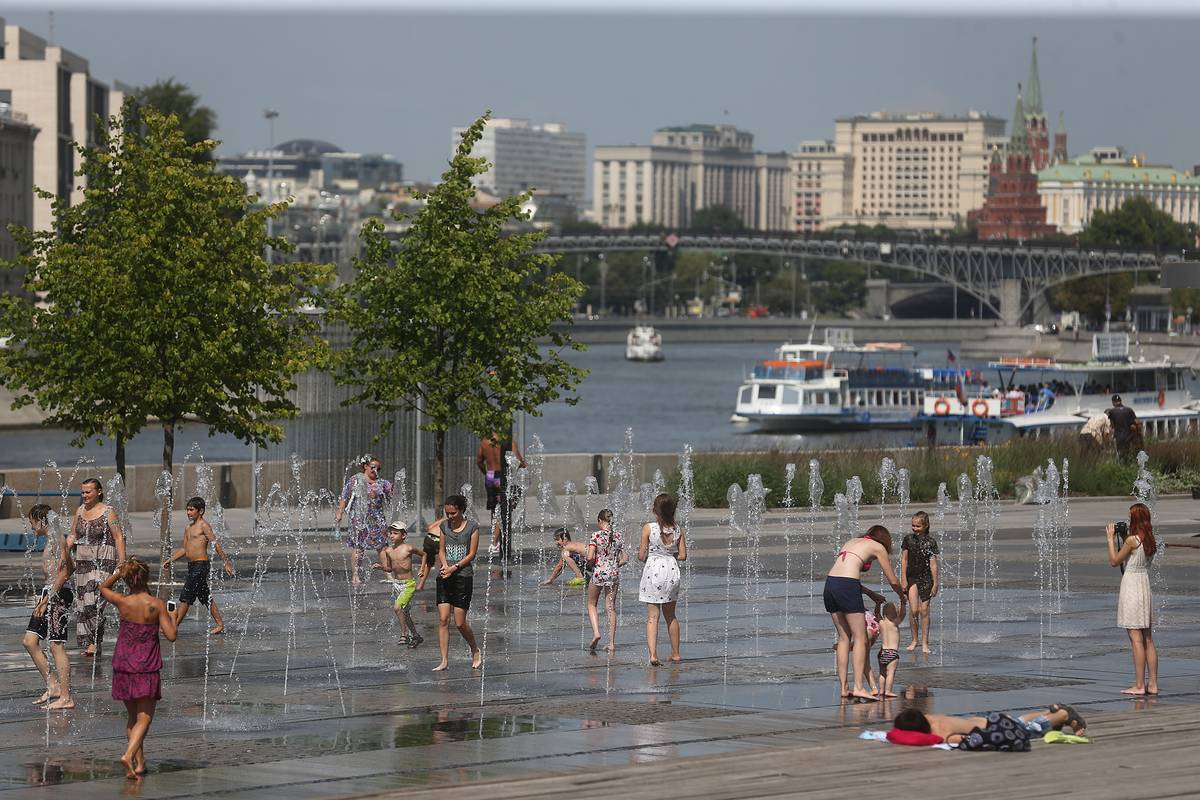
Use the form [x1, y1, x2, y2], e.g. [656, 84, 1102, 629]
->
[823, 525, 903, 702]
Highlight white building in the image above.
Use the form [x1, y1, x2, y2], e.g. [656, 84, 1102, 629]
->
[593, 124, 790, 232]
[0, 103, 37, 281]
[0, 20, 129, 231]
[790, 140, 850, 234]
[452, 118, 587, 211]
[1038, 147, 1200, 234]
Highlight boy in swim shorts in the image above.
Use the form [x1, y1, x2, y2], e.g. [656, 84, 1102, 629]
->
[373, 521, 425, 648]
[162, 497, 235, 635]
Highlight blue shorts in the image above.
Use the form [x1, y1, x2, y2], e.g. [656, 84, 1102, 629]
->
[823, 576, 865, 614]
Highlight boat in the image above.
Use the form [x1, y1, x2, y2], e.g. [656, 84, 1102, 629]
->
[920, 334, 1199, 445]
[732, 328, 966, 431]
[626, 325, 664, 362]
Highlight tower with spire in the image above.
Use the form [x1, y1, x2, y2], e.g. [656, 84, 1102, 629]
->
[973, 83, 1056, 240]
[1024, 36, 1053, 170]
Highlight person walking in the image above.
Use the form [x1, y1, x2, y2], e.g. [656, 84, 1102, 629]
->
[1107, 502, 1159, 696]
[476, 431, 525, 557]
[69, 478, 126, 657]
[22, 505, 75, 709]
[586, 509, 627, 653]
[335, 455, 393, 587]
[1105, 394, 1138, 462]
[429, 495, 482, 671]
[638, 493, 686, 666]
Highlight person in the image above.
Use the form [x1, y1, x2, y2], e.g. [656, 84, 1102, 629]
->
[893, 703, 1086, 748]
[823, 524, 903, 702]
[901, 511, 939, 653]
[69, 477, 126, 657]
[429, 495, 482, 671]
[1107, 502, 1158, 696]
[1038, 382, 1056, 410]
[541, 529, 590, 587]
[100, 558, 177, 779]
[372, 521, 425, 648]
[161, 497, 235, 635]
[1078, 413, 1112, 451]
[476, 431, 525, 556]
[638, 493, 686, 666]
[876, 597, 907, 699]
[335, 455, 394, 587]
[586, 509, 627, 653]
[22, 505, 76, 709]
[1105, 394, 1138, 461]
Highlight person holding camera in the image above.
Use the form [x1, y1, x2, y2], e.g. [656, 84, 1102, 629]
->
[1107, 502, 1159, 696]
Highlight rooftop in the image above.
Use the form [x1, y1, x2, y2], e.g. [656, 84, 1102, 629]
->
[838, 110, 1004, 123]
[1039, 160, 1200, 186]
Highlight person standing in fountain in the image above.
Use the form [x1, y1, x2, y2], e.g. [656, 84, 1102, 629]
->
[587, 509, 627, 653]
[1108, 503, 1159, 696]
[69, 478, 126, 658]
[335, 455, 393, 588]
[476, 430, 525, 556]
[100, 558, 177, 779]
[160, 497, 235, 635]
[901, 511, 939, 653]
[824, 525, 903, 702]
[638, 493, 686, 666]
[22, 505, 76, 709]
[430, 495, 482, 671]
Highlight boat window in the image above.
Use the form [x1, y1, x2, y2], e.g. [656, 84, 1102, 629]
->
[783, 386, 800, 405]
[1136, 370, 1155, 393]
[757, 384, 777, 400]
[739, 387, 752, 405]
[1167, 372, 1178, 391]
[892, 391, 900, 405]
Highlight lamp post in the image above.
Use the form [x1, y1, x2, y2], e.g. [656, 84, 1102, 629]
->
[263, 108, 279, 260]
[598, 253, 607, 316]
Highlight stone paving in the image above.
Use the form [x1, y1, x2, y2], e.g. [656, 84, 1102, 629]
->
[0, 496, 1197, 798]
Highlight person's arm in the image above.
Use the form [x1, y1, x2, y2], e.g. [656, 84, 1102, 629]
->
[542, 555, 565, 585]
[436, 530, 448, 572]
[427, 517, 447, 535]
[898, 594, 908, 620]
[476, 442, 488, 474]
[108, 508, 126, 564]
[1106, 524, 1138, 567]
[335, 482, 351, 523]
[99, 568, 127, 609]
[160, 547, 187, 572]
[512, 441, 526, 469]
[900, 547, 909, 588]
[204, 523, 235, 576]
[861, 585, 887, 605]
[929, 555, 939, 597]
[371, 548, 392, 573]
[564, 552, 584, 579]
[875, 543, 903, 594]
[158, 599, 178, 642]
[638, 524, 651, 562]
[585, 540, 598, 565]
[676, 529, 687, 562]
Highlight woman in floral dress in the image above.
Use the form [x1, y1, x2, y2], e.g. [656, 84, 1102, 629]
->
[638, 494, 686, 666]
[586, 509, 627, 653]
[335, 455, 393, 587]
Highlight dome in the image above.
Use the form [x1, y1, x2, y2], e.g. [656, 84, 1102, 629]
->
[275, 139, 343, 157]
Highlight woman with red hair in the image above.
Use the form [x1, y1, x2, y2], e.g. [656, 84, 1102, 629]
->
[1107, 503, 1158, 696]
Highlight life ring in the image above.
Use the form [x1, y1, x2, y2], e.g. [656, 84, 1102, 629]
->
[933, 398, 951, 416]
[1157, 389, 1165, 408]
[971, 399, 989, 417]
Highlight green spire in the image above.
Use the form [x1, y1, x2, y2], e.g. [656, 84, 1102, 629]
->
[1010, 86, 1029, 154]
[1025, 36, 1044, 116]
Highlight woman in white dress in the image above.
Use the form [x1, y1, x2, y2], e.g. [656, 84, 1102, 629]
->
[1106, 502, 1158, 696]
[638, 493, 686, 666]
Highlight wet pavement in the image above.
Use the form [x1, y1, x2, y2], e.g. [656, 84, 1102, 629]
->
[0, 496, 1197, 798]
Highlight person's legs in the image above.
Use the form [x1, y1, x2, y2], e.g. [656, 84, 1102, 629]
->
[604, 586, 618, 651]
[432, 603, 452, 671]
[586, 584, 602, 648]
[1144, 627, 1159, 694]
[208, 600, 225, 635]
[45, 643, 73, 709]
[125, 698, 156, 778]
[663, 601, 680, 662]
[845, 613, 873, 700]
[120, 700, 139, 778]
[882, 660, 898, 697]
[645, 603, 661, 664]
[23, 631, 56, 702]
[863, 635, 878, 693]
[349, 548, 363, 587]
[919, 594, 933, 652]
[905, 584, 920, 650]
[453, 606, 481, 669]
[173, 601, 192, 627]
[830, 612, 852, 697]
[1123, 628, 1147, 694]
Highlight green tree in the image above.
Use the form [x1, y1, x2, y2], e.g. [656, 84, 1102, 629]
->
[690, 205, 748, 234]
[330, 112, 587, 505]
[133, 78, 218, 160]
[0, 102, 331, 542]
[1050, 197, 1196, 322]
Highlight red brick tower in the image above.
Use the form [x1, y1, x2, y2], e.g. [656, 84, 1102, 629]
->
[973, 88, 1057, 240]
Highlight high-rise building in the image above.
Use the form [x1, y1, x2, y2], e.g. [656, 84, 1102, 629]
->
[453, 118, 587, 211]
[0, 103, 38, 279]
[593, 124, 790, 231]
[790, 139, 850, 233]
[0, 19, 129, 231]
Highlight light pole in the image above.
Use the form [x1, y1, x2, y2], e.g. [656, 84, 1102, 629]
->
[598, 253, 607, 316]
[264, 108, 279, 261]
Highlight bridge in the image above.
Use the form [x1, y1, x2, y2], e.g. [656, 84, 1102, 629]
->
[537, 234, 1172, 325]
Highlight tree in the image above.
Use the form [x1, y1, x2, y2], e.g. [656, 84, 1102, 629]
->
[0, 102, 331, 551]
[1050, 197, 1196, 322]
[133, 78, 217, 160]
[330, 112, 587, 507]
[690, 205, 748, 234]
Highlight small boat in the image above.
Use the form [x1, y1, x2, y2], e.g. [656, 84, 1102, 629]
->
[626, 325, 664, 362]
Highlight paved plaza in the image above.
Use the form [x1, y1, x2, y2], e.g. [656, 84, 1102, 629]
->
[0, 494, 1197, 798]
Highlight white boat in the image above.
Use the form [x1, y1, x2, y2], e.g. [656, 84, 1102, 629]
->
[732, 328, 964, 431]
[922, 334, 1199, 444]
[626, 325, 664, 362]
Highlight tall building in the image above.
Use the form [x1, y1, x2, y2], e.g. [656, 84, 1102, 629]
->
[790, 140, 850, 234]
[0, 20, 129, 231]
[1038, 148, 1200, 234]
[0, 103, 38, 280]
[454, 118, 587, 211]
[593, 124, 790, 231]
[973, 89, 1056, 240]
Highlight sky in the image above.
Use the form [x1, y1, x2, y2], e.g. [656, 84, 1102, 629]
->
[4, 6, 1199, 182]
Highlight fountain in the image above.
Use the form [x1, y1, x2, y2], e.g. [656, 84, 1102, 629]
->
[677, 445, 695, 639]
[808, 459, 823, 613]
[781, 463, 797, 630]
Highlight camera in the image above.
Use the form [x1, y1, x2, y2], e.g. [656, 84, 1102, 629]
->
[166, 600, 178, 612]
[40, 586, 51, 600]
[1113, 521, 1128, 544]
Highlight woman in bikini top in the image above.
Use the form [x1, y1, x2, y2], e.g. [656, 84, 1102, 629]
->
[829, 538, 888, 581]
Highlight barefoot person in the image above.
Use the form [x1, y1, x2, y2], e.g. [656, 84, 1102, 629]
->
[823, 525, 903, 702]
[335, 455, 393, 587]
[541, 529, 590, 587]
[161, 497, 235, 635]
[22, 505, 76, 710]
[100, 558, 177, 779]
[69, 478, 126, 657]
[1108, 502, 1159, 696]
[586, 509, 627, 653]
[876, 597, 907, 699]
[892, 703, 1087, 748]
[373, 521, 425, 648]
[901, 511, 939, 653]
[638, 493, 686, 666]
[430, 495, 482, 671]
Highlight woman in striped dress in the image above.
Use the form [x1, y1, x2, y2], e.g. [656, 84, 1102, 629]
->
[69, 478, 126, 657]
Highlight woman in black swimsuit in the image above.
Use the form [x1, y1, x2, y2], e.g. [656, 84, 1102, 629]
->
[823, 525, 903, 702]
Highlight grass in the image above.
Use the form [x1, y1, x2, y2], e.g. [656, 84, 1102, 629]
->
[675, 436, 1200, 508]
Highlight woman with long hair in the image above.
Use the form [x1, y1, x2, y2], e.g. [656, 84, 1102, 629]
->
[100, 558, 177, 779]
[586, 509, 627, 653]
[1107, 502, 1159, 696]
[69, 478, 126, 657]
[638, 493, 686, 666]
[823, 524, 904, 702]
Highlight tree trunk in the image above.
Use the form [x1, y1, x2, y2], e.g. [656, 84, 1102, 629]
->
[115, 433, 126, 485]
[433, 429, 446, 513]
[158, 420, 176, 580]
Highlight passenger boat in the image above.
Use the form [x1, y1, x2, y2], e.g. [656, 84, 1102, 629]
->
[626, 325, 664, 362]
[920, 334, 1199, 444]
[732, 328, 964, 431]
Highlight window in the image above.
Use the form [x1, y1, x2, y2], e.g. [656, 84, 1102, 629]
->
[783, 386, 800, 405]
[739, 387, 752, 405]
[757, 384, 777, 400]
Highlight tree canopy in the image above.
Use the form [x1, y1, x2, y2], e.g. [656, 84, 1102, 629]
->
[690, 205, 748, 234]
[330, 112, 587, 505]
[133, 78, 218, 160]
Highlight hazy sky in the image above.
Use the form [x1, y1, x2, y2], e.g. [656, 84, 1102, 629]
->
[5, 8, 1198, 182]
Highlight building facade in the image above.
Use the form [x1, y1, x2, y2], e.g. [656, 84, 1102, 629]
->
[789, 140, 850, 234]
[973, 90, 1056, 240]
[0, 104, 38, 283]
[218, 139, 403, 196]
[454, 118, 587, 211]
[0, 20, 128, 232]
[593, 124, 790, 231]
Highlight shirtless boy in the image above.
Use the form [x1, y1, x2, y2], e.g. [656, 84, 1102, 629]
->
[373, 521, 425, 647]
[875, 597, 907, 698]
[161, 497, 235, 635]
[893, 703, 1087, 744]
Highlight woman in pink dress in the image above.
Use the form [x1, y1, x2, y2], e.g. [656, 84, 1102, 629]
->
[100, 558, 177, 779]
